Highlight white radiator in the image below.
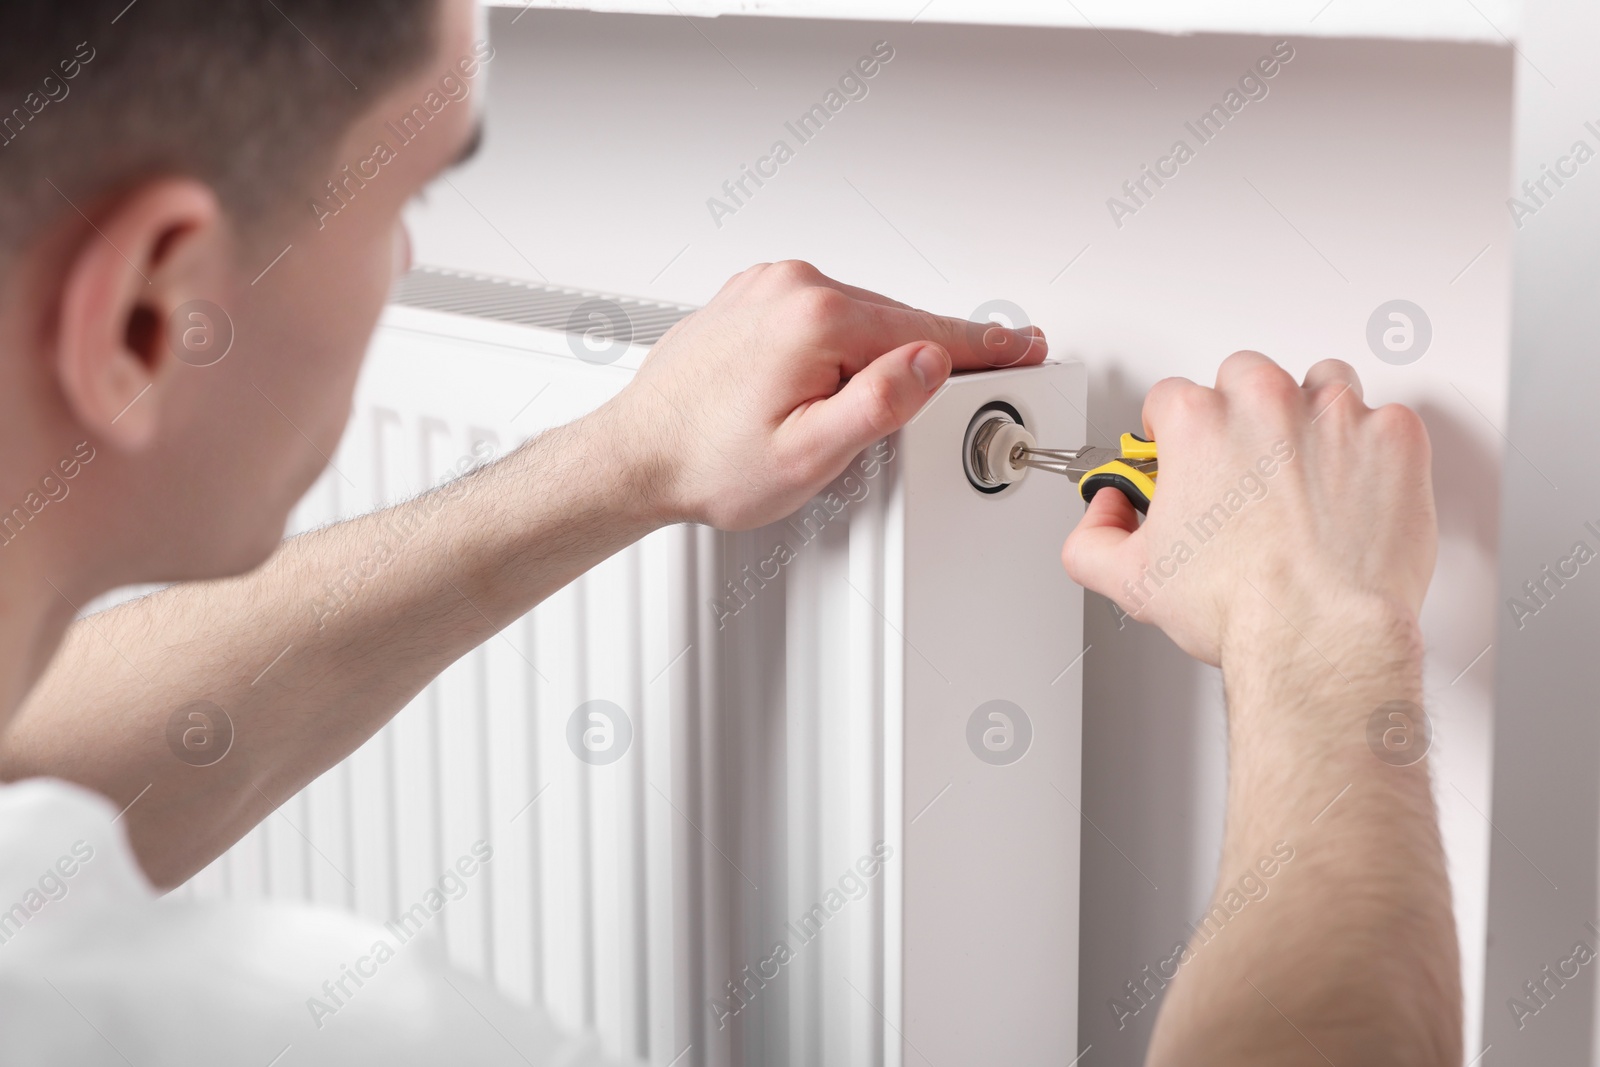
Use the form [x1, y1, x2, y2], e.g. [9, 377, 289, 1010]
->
[182, 267, 1086, 1067]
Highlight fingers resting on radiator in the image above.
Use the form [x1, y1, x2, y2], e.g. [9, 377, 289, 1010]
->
[609, 259, 1047, 531]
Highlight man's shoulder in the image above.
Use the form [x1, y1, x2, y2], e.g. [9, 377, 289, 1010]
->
[0, 779, 631, 1067]
[0, 776, 152, 919]
[0, 775, 127, 832]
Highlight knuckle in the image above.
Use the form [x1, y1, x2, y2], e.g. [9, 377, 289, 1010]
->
[1172, 384, 1216, 416]
[859, 374, 901, 435]
[1145, 376, 1190, 408]
[770, 259, 820, 286]
[1148, 377, 1214, 425]
[1310, 381, 1358, 417]
[790, 285, 851, 333]
[1309, 357, 1359, 381]
[1235, 362, 1300, 407]
[917, 308, 949, 337]
[1219, 349, 1269, 375]
[1371, 402, 1430, 455]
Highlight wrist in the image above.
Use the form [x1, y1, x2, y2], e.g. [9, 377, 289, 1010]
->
[579, 396, 680, 531]
[1219, 593, 1434, 844]
[1221, 589, 1422, 680]
[1220, 591, 1424, 735]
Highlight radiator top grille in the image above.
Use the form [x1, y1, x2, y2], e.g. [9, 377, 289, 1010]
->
[391, 266, 698, 347]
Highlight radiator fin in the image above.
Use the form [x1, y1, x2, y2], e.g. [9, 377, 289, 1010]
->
[392, 266, 696, 346]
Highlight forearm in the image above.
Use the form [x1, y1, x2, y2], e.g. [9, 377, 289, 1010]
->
[0, 401, 664, 887]
[0, 259, 1025, 889]
[1146, 602, 1460, 1066]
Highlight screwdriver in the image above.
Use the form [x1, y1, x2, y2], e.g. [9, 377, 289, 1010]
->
[967, 414, 1159, 513]
[1017, 433, 1159, 513]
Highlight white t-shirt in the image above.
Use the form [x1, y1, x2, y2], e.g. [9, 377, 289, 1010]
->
[0, 778, 632, 1067]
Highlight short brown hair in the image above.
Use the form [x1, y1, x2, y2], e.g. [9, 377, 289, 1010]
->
[0, 0, 438, 256]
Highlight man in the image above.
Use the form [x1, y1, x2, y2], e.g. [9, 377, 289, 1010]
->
[0, 1, 1456, 1064]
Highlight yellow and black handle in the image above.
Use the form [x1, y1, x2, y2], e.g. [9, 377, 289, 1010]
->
[1079, 432, 1158, 514]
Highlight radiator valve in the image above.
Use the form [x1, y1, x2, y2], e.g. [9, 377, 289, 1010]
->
[965, 409, 1036, 490]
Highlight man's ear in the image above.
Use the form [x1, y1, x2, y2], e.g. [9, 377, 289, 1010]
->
[53, 179, 224, 450]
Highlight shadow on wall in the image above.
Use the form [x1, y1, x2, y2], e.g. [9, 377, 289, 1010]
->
[1074, 357, 1221, 1057]
[1417, 400, 1501, 557]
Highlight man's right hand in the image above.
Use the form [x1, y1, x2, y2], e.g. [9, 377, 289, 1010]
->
[1061, 351, 1437, 668]
[1073, 361, 1461, 1067]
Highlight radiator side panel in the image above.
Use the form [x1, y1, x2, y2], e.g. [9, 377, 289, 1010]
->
[899, 364, 1086, 1065]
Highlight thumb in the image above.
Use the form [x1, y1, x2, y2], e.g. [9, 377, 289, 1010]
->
[790, 341, 950, 469]
[1061, 486, 1146, 608]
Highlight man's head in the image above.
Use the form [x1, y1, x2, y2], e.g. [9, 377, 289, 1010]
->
[0, 0, 484, 598]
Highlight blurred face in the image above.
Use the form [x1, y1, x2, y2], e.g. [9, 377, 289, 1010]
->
[138, 0, 484, 577]
[0, 0, 486, 599]
[39, 0, 486, 588]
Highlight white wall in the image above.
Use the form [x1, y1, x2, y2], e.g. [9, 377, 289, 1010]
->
[488, 0, 1519, 42]
[1482, 0, 1600, 1062]
[405, 12, 1513, 1061]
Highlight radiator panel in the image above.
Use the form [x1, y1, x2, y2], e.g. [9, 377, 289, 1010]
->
[897, 371, 1084, 1064]
[179, 271, 1085, 1066]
